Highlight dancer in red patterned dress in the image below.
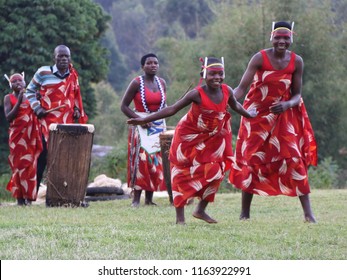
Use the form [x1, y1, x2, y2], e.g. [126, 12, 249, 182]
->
[3, 73, 43, 205]
[229, 21, 317, 223]
[121, 53, 168, 207]
[128, 57, 257, 224]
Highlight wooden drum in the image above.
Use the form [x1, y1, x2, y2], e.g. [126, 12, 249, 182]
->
[159, 130, 175, 204]
[46, 123, 94, 207]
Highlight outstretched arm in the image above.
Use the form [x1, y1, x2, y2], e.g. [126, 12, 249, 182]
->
[127, 89, 200, 125]
[227, 86, 257, 118]
[233, 52, 262, 100]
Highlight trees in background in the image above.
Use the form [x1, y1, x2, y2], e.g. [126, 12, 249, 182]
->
[0, 0, 346, 177]
[93, 0, 347, 182]
[0, 0, 111, 116]
[0, 0, 111, 172]
[95, 0, 215, 77]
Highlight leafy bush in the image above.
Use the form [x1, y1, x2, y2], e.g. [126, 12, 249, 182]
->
[0, 173, 14, 202]
[308, 157, 340, 189]
[89, 140, 128, 184]
[337, 170, 347, 189]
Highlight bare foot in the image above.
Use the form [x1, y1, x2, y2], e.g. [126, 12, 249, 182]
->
[145, 201, 157, 206]
[25, 199, 33, 206]
[186, 198, 195, 205]
[17, 198, 26, 206]
[131, 202, 140, 208]
[192, 211, 217, 223]
[176, 220, 186, 225]
[239, 211, 250, 220]
[304, 215, 317, 223]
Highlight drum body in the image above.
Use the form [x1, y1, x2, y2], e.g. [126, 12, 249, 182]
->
[46, 124, 94, 207]
[159, 130, 175, 204]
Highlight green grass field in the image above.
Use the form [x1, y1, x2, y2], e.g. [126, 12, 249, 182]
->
[0, 189, 346, 260]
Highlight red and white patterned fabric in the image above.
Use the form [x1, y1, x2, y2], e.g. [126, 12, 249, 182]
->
[6, 94, 43, 200]
[229, 50, 317, 196]
[169, 84, 233, 207]
[39, 65, 88, 141]
[127, 76, 167, 192]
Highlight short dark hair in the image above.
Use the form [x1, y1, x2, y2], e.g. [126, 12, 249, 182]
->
[274, 21, 292, 30]
[141, 53, 158, 66]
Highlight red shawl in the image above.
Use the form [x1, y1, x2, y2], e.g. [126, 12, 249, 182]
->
[39, 64, 88, 141]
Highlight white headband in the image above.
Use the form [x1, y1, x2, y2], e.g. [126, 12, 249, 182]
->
[4, 72, 25, 88]
[202, 57, 225, 79]
[270, 21, 295, 43]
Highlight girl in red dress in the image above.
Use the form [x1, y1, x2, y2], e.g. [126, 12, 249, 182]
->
[3, 73, 43, 205]
[121, 53, 168, 207]
[229, 21, 317, 223]
[128, 57, 257, 224]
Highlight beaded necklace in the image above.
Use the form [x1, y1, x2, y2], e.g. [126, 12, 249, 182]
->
[139, 75, 166, 113]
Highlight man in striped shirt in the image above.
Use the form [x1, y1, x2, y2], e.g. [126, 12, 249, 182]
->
[25, 44, 88, 192]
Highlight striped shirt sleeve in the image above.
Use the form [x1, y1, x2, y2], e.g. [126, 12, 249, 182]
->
[24, 67, 46, 112]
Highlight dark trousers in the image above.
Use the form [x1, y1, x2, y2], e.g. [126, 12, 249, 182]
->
[37, 136, 47, 191]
